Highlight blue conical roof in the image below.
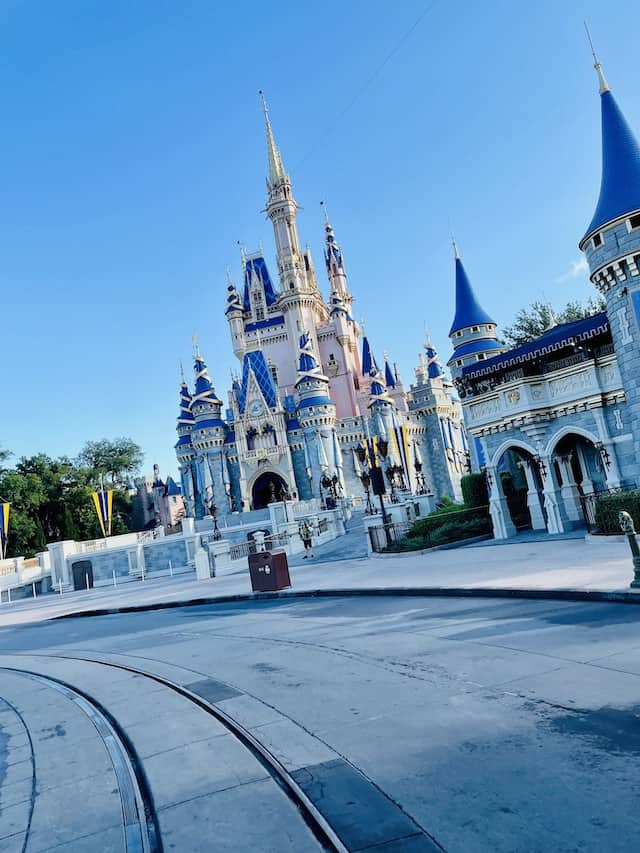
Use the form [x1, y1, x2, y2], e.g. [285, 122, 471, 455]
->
[192, 355, 222, 407]
[177, 381, 194, 427]
[425, 344, 444, 379]
[362, 336, 378, 376]
[583, 89, 640, 240]
[384, 358, 396, 388]
[449, 257, 495, 336]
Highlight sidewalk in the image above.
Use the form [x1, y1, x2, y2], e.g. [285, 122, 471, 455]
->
[0, 531, 637, 627]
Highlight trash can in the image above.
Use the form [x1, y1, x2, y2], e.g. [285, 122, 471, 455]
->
[248, 550, 291, 592]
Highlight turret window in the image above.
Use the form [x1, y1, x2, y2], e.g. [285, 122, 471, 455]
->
[471, 326, 479, 332]
[592, 232, 603, 248]
[629, 214, 640, 230]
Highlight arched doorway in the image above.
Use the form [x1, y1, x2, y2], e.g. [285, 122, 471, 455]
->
[549, 433, 605, 528]
[493, 446, 546, 533]
[251, 472, 288, 509]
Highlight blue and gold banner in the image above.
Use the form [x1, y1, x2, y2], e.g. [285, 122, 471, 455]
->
[0, 502, 9, 558]
[92, 490, 113, 537]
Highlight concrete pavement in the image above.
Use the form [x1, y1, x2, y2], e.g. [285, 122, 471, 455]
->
[2, 594, 640, 851]
[0, 524, 638, 627]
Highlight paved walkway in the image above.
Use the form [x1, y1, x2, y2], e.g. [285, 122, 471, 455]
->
[0, 515, 637, 627]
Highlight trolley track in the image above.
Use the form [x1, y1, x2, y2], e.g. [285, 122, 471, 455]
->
[2, 667, 160, 853]
[1, 655, 351, 853]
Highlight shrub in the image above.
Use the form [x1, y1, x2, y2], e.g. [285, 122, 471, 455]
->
[429, 516, 492, 547]
[406, 505, 490, 545]
[594, 491, 640, 534]
[461, 473, 489, 508]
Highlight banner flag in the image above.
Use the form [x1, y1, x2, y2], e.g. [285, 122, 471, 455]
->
[92, 490, 113, 537]
[0, 502, 10, 559]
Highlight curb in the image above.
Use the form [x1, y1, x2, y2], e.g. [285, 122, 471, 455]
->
[51, 584, 640, 621]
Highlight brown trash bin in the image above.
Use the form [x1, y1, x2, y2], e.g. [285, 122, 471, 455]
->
[248, 550, 291, 592]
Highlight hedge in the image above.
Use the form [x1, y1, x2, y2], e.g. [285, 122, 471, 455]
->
[594, 491, 640, 534]
[461, 473, 489, 508]
[384, 516, 492, 553]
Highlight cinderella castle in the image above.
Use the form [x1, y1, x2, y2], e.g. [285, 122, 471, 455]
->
[174, 99, 468, 518]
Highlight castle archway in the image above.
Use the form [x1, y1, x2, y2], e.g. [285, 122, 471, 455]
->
[492, 446, 545, 533]
[251, 471, 289, 510]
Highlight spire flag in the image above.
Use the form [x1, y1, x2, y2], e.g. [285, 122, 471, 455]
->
[91, 488, 113, 538]
[0, 501, 10, 559]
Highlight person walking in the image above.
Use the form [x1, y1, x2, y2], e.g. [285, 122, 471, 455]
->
[299, 519, 314, 558]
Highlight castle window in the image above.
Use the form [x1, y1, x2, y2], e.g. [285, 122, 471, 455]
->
[269, 364, 278, 385]
[592, 232, 603, 248]
[456, 359, 463, 367]
[471, 325, 479, 333]
[477, 353, 485, 361]
[629, 214, 640, 230]
[455, 330, 463, 338]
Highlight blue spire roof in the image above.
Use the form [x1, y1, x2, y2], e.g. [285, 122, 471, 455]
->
[362, 336, 378, 376]
[298, 332, 317, 373]
[177, 381, 194, 428]
[384, 357, 396, 388]
[242, 255, 278, 313]
[583, 88, 640, 240]
[449, 256, 495, 336]
[425, 344, 444, 379]
[192, 354, 222, 407]
[238, 349, 277, 412]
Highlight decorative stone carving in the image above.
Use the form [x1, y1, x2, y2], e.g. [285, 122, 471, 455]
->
[506, 390, 521, 405]
[549, 372, 591, 399]
[469, 398, 501, 420]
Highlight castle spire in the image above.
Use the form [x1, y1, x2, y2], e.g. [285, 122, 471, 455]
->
[584, 23, 610, 94]
[449, 244, 495, 336]
[260, 90, 287, 186]
[580, 47, 640, 243]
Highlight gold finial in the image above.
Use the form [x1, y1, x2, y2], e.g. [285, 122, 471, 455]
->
[584, 22, 610, 94]
[320, 200, 330, 225]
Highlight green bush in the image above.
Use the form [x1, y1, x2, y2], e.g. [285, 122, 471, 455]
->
[404, 504, 491, 546]
[594, 491, 640, 534]
[461, 473, 489, 508]
[429, 516, 492, 547]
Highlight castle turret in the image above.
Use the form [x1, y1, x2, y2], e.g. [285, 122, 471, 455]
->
[225, 269, 245, 359]
[259, 94, 326, 373]
[579, 47, 640, 470]
[190, 340, 227, 516]
[174, 368, 197, 517]
[447, 241, 502, 378]
[323, 206, 352, 305]
[295, 332, 340, 497]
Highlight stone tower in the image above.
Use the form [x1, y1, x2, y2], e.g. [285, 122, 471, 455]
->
[579, 50, 640, 468]
[447, 241, 503, 379]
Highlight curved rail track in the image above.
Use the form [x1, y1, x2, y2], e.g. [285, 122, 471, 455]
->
[1, 657, 350, 853]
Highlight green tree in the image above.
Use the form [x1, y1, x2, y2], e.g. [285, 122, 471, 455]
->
[502, 297, 606, 347]
[0, 445, 141, 557]
[78, 438, 144, 487]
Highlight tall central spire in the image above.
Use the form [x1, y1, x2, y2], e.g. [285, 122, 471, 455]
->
[260, 91, 287, 186]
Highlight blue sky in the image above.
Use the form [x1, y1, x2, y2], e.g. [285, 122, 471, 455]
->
[2, 0, 638, 478]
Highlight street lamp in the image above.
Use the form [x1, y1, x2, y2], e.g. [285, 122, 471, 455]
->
[209, 501, 222, 541]
[360, 471, 375, 514]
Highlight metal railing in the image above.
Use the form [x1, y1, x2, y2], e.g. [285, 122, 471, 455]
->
[580, 487, 630, 534]
[368, 505, 491, 553]
[229, 540, 257, 561]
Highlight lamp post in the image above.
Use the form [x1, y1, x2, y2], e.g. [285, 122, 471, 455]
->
[619, 511, 640, 588]
[209, 502, 222, 541]
[360, 471, 375, 515]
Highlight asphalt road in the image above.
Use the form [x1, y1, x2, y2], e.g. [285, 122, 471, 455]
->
[2, 595, 640, 851]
